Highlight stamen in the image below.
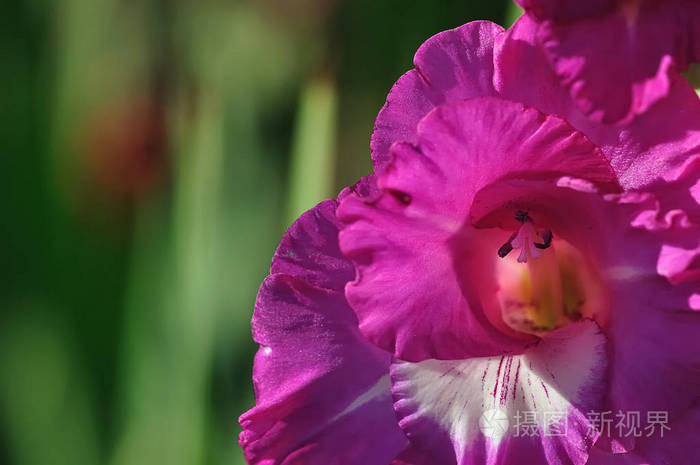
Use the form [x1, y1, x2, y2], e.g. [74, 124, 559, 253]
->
[498, 242, 514, 258]
[496, 211, 553, 261]
[514, 210, 530, 223]
[497, 231, 518, 258]
[511, 221, 541, 263]
[534, 230, 553, 250]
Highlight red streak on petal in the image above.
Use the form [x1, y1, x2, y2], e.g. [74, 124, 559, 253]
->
[493, 356, 505, 402]
[513, 359, 522, 400]
[541, 381, 551, 403]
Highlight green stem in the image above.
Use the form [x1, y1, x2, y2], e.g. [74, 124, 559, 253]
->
[285, 74, 338, 225]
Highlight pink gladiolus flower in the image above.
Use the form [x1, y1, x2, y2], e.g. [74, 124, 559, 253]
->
[240, 19, 700, 465]
[515, 0, 700, 123]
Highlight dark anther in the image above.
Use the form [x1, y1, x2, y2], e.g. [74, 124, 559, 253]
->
[497, 231, 518, 258]
[498, 242, 514, 258]
[534, 230, 553, 250]
[514, 210, 530, 223]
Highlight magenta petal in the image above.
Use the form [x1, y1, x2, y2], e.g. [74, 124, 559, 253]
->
[391, 446, 437, 465]
[340, 184, 518, 363]
[494, 15, 579, 123]
[585, 448, 647, 465]
[692, 9, 700, 64]
[614, 191, 700, 284]
[391, 320, 607, 465]
[239, 200, 408, 465]
[339, 97, 618, 362]
[271, 199, 355, 291]
[518, 0, 700, 123]
[601, 73, 700, 192]
[515, 0, 614, 22]
[370, 21, 503, 169]
[633, 407, 700, 465]
[538, 6, 677, 123]
[495, 14, 700, 192]
[657, 241, 700, 285]
[597, 195, 700, 437]
[587, 409, 700, 464]
[605, 275, 700, 434]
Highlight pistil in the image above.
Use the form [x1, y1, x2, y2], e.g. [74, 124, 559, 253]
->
[497, 211, 552, 263]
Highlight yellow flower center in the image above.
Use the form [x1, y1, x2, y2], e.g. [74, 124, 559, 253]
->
[496, 231, 604, 336]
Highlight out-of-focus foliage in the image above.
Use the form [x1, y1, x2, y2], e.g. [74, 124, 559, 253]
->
[0, 1, 513, 464]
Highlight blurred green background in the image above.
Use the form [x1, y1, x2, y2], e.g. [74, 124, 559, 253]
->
[0, 1, 518, 464]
